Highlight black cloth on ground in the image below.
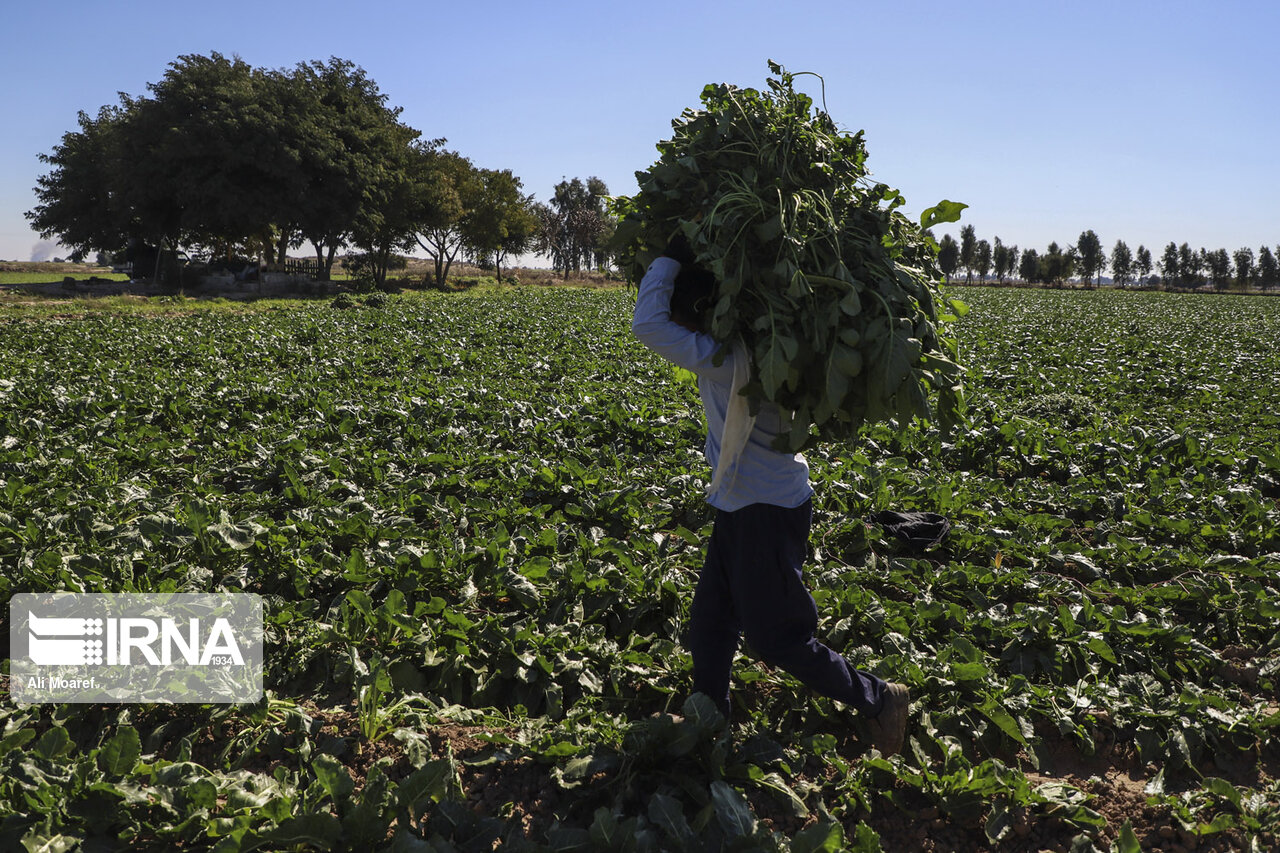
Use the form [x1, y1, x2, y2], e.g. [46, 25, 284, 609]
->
[871, 510, 952, 553]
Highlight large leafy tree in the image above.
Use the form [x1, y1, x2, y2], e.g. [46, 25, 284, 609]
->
[1135, 245, 1152, 284]
[959, 224, 977, 285]
[974, 239, 992, 283]
[27, 52, 434, 284]
[995, 240, 1018, 284]
[27, 101, 137, 256]
[1257, 245, 1278, 291]
[1075, 229, 1105, 287]
[1232, 247, 1255, 290]
[1018, 248, 1040, 283]
[937, 234, 959, 280]
[1003, 243, 1018, 282]
[991, 238, 1010, 285]
[412, 149, 481, 288]
[1110, 240, 1133, 288]
[1159, 242, 1179, 286]
[1040, 241, 1074, 285]
[1206, 248, 1232, 291]
[289, 58, 414, 279]
[1178, 243, 1201, 287]
[120, 53, 298, 255]
[461, 168, 537, 283]
[347, 132, 433, 290]
[537, 177, 612, 279]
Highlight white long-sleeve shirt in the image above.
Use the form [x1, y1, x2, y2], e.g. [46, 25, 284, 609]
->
[631, 257, 812, 512]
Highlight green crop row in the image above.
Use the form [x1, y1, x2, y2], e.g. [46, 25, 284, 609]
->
[1, 287, 1277, 851]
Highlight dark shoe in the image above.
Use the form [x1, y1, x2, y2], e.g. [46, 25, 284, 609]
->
[868, 683, 910, 756]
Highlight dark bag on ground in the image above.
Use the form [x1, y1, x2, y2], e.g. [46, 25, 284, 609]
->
[871, 511, 952, 553]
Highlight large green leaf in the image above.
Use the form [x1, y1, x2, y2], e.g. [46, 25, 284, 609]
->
[709, 781, 756, 838]
[32, 727, 72, 760]
[262, 814, 343, 849]
[1113, 819, 1141, 853]
[919, 199, 968, 230]
[396, 759, 456, 812]
[97, 725, 141, 777]
[978, 696, 1029, 745]
[758, 333, 797, 398]
[0, 729, 35, 760]
[791, 820, 846, 853]
[682, 692, 726, 731]
[312, 754, 355, 801]
[647, 793, 694, 845]
[208, 511, 265, 550]
[588, 807, 626, 850]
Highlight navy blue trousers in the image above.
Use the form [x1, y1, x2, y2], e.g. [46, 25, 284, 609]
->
[688, 499, 887, 719]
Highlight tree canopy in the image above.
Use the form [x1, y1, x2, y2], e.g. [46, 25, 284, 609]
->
[1110, 239, 1133, 287]
[26, 52, 538, 285]
[535, 177, 613, 280]
[1075, 230, 1106, 287]
[462, 168, 538, 283]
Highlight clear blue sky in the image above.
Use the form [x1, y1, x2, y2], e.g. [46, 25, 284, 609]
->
[3, 0, 1276, 262]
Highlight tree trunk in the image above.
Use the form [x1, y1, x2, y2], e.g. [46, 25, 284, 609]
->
[374, 244, 390, 288]
[325, 245, 337, 281]
[442, 249, 456, 287]
[153, 235, 166, 283]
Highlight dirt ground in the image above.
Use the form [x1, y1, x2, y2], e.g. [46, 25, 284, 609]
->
[289, 703, 1274, 852]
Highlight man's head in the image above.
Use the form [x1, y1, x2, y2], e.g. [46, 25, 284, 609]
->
[671, 265, 716, 333]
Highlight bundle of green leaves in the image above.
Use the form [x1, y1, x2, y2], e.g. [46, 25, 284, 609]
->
[612, 62, 967, 450]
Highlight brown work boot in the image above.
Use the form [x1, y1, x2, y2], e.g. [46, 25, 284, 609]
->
[868, 683, 910, 756]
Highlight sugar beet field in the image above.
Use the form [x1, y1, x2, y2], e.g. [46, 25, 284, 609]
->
[1, 286, 1278, 852]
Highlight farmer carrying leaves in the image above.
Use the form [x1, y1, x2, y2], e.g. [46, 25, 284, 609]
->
[632, 234, 911, 755]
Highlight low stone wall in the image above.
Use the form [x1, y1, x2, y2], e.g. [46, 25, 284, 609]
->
[193, 272, 335, 296]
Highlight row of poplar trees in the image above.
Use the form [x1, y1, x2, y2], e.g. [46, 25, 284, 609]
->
[938, 225, 1279, 291]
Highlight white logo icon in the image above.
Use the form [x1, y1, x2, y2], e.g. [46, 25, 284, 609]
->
[28, 613, 105, 665]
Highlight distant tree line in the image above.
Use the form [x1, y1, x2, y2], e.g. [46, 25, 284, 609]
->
[937, 225, 1279, 292]
[26, 53, 615, 286]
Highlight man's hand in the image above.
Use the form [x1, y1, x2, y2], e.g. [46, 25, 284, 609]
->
[662, 232, 696, 266]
